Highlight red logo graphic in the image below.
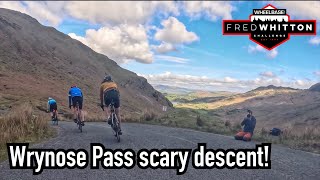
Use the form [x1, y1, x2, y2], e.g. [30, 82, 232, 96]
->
[222, 4, 317, 50]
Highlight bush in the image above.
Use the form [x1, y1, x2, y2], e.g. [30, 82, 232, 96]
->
[224, 120, 231, 127]
[141, 110, 158, 121]
[196, 115, 204, 127]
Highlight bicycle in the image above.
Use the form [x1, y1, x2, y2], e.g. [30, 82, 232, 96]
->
[104, 101, 121, 142]
[51, 109, 58, 125]
[75, 102, 83, 133]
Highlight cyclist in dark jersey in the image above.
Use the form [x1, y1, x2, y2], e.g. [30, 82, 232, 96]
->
[100, 75, 122, 135]
[68, 85, 84, 125]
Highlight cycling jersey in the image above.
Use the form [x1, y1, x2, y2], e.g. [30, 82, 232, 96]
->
[48, 99, 56, 105]
[100, 81, 118, 93]
[47, 99, 57, 112]
[69, 87, 83, 98]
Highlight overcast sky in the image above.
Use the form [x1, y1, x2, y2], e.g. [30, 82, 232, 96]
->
[1, 1, 320, 92]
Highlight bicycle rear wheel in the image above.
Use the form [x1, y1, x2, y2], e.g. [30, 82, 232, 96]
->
[116, 130, 120, 142]
[55, 116, 58, 125]
[54, 111, 58, 125]
[79, 122, 82, 132]
[76, 104, 82, 133]
[78, 118, 82, 133]
[112, 117, 120, 142]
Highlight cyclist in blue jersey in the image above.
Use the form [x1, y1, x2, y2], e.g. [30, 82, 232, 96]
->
[47, 97, 57, 120]
[68, 85, 84, 125]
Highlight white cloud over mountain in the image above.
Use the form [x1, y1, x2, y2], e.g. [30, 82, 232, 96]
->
[0, 1, 66, 26]
[155, 17, 199, 44]
[69, 24, 153, 64]
[65, 1, 179, 25]
[0, 1, 236, 61]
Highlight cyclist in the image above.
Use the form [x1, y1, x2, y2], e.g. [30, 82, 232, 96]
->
[47, 97, 58, 120]
[68, 85, 84, 125]
[100, 75, 122, 135]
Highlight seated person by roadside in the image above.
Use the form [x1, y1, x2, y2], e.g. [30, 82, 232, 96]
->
[234, 110, 256, 141]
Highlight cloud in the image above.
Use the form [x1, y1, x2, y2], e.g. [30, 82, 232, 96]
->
[152, 43, 177, 54]
[273, 1, 320, 20]
[313, 71, 320, 76]
[293, 79, 314, 88]
[224, 77, 239, 83]
[0, 1, 66, 26]
[309, 36, 320, 45]
[155, 17, 199, 44]
[260, 71, 277, 78]
[1, 1, 236, 27]
[267, 49, 278, 59]
[182, 1, 235, 21]
[248, 45, 278, 59]
[155, 55, 189, 64]
[1, 1, 180, 27]
[68, 24, 153, 64]
[0, 1, 26, 13]
[65, 1, 179, 25]
[253, 77, 282, 87]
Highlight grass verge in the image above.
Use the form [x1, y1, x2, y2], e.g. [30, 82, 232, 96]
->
[0, 104, 56, 162]
[140, 108, 320, 154]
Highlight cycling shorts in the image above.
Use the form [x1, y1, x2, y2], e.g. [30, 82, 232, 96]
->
[104, 89, 120, 108]
[49, 103, 57, 112]
[72, 96, 83, 109]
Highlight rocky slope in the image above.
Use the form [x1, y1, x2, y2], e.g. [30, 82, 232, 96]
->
[309, 83, 320, 92]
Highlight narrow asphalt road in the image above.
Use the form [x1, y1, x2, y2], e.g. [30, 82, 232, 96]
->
[0, 121, 319, 180]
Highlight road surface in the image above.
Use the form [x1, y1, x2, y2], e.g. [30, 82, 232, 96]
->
[0, 121, 319, 180]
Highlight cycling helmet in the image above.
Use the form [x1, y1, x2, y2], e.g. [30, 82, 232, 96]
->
[48, 97, 52, 100]
[71, 85, 77, 88]
[103, 75, 112, 82]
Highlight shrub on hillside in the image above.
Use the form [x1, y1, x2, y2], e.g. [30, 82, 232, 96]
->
[196, 115, 204, 127]
[141, 110, 158, 121]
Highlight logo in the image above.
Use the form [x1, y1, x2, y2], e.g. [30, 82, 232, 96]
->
[223, 4, 317, 50]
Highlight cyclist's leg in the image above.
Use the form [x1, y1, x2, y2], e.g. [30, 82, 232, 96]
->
[71, 97, 77, 122]
[115, 107, 121, 126]
[72, 107, 77, 123]
[79, 96, 84, 124]
[105, 106, 110, 121]
[104, 92, 112, 123]
[53, 104, 57, 119]
[114, 92, 121, 129]
[49, 104, 53, 118]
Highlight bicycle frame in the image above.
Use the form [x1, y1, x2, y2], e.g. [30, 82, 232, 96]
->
[108, 102, 120, 142]
[109, 104, 118, 126]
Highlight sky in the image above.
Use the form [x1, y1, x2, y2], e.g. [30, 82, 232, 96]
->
[1, 1, 320, 92]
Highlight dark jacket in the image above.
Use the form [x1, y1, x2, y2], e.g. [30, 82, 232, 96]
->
[241, 116, 256, 134]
